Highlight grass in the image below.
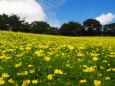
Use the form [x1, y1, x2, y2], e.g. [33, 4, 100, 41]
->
[0, 31, 115, 86]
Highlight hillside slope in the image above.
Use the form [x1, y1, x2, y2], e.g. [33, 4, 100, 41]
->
[0, 31, 115, 86]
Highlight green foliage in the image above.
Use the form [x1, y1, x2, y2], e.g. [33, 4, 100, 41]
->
[83, 19, 102, 36]
[83, 19, 101, 28]
[60, 21, 84, 36]
[0, 14, 9, 30]
[8, 14, 25, 32]
[47, 27, 60, 35]
[0, 14, 30, 32]
[104, 23, 115, 36]
[1, 14, 115, 36]
[30, 21, 50, 34]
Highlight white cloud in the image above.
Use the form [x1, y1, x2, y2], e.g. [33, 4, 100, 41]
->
[0, 0, 67, 27]
[96, 13, 115, 25]
[45, 11, 61, 27]
[0, 0, 46, 23]
[38, 0, 67, 27]
[48, 18, 61, 27]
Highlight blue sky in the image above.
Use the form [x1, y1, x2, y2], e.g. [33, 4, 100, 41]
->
[56, 0, 115, 22]
[37, 0, 115, 26]
[0, 0, 115, 27]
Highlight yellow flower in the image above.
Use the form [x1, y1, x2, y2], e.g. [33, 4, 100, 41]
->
[83, 65, 87, 68]
[5, 56, 12, 60]
[100, 66, 104, 69]
[77, 53, 84, 57]
[44, 56, 51, 62]
[20, 47, 24, 50]
[103, 60, 107, 63]
[25, 47, 31, 50]
[106, 68, 111, 72]
[28, 64, 34, 67]
[66, 64, 70, 67]
[93, 57, 99, 61]
[34, 51, 40, 55]
[94, 80, 101, 86]
[32, 80, 38, 84]
[105, 76, 111, 80]
[15, 62, 22, 67]
[29, 70, 35, 73]
[27, 44, 32, 46]
[22, 71, 28, 75]
[90, 53, 99, 57]
[34, 50, 43, 56]
[79, 79, 87, 83]
[108, 64, 110, 66]
[47, 74, 53, 80]
[16, 54, 24, 58]
[22, 80, 30, 86]
[17, 71, 29, 76]
[8, 79, 14, 84]
[112, 68, 115, 71]
[0, 77, 4, 85]
[0, 56, 5, 60]
[54, 69, 63, 74]
[67, 45, 74, 50]
[98, 73, 102, 76]
[54, 69, 59, 74]
[83, 67, 95, 72]
[2, 73, 10, 78]
[17, 73, 21, 76]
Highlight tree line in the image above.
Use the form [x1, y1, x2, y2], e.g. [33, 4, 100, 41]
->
[0, 14, 115, 36]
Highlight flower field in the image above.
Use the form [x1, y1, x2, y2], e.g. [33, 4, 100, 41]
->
[0, 31, 115, 86]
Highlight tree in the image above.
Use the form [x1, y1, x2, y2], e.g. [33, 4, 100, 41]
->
[105, 23, 115, 36]
[60, 21, 84, 36]
[21, 22, 31, 32]
[0, 14, 9, 30]
[30, 21, 50, 34]
[83, 19, 101, 36]
[8, 14, 25, 32]
[47, 27, 60, 35]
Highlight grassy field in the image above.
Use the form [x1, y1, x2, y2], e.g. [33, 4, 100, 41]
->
[0, 31, 115, 86]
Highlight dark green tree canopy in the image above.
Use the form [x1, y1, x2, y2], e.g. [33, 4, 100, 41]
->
[103, 23, 115, 36]
[105, 23, 115, 30]
[9, 14, 25, 31]
[30, 21, 50, 34]
[83, 19, 101, 35]
[1, 13, 115, 36]
[47, 27, 60, 35]
[0, 14, 9, 30]
[60, 21, 84, 36]
[83, 19, 101, 30]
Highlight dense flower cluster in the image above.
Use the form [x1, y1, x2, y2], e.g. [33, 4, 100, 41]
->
[0, 31, 115, 85]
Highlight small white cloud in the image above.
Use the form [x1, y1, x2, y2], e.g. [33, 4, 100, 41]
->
[0, 0, 46, 23]
[48, 18, 61, 28]
[96, 13, 115, 25]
